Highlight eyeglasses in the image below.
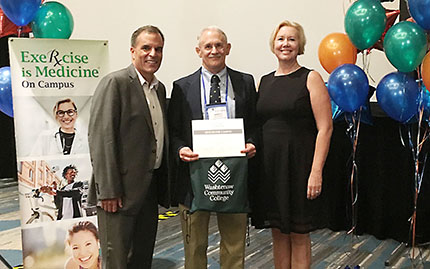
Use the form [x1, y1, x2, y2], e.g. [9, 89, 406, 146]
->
[56, 109, 77, 117]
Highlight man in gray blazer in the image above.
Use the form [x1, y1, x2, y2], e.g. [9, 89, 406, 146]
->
[88, 25, 169, 269]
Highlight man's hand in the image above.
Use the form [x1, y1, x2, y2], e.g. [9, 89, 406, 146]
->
[101, 198, 123, 213]
[179, 147, 199, 162]
[39, 186, 56, 195]
[240, 143, 256, 158]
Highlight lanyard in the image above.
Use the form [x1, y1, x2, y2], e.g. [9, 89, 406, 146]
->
[201, 72, 229, 119]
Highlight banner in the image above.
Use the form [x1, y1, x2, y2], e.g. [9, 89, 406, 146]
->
[9, 38, 109, 269]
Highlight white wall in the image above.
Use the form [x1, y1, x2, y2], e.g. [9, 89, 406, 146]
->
[56, 0, 401, 97]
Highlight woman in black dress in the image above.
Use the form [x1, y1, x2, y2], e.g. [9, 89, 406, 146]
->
[253, 21, 332, 268]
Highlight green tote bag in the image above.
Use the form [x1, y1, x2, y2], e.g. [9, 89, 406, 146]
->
[189, 157, 250, 213]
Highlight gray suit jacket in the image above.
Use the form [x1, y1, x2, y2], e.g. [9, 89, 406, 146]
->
[88, 64, 169, 214]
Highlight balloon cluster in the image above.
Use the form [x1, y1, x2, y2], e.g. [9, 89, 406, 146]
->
[0, 0, 74, 117]
[320, 0, 430, 124]
[322, 0, 386, 117]
[0, 0, 74, 38]
[321, 0, 430, 257]
[378, 0, 430, 122]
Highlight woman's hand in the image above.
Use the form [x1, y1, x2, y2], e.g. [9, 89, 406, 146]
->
[307, 171, 322, 200]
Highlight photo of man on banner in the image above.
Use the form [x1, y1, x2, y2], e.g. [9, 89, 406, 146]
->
[17, 157, 94, 225]
[40, 164, 84, 220]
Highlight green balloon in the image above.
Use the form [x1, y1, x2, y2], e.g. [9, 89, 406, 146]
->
[31, 1, 74, 39]
[384, 21, 427, 73]
[344, 0, 386, 50]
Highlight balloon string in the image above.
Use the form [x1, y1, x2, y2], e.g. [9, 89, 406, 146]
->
[343, 0, 350, 16]
[406, 125, 417, 259]
[343, 0, 356, 16]
[362, 50, 375, 83]
[399, 125, 407, 147]
[342, 0, 347, 16]
[416, 75, 424, 193]
[408, 126, 416, 156]
[427, 31, 430, 51]
[347, 107, 361, 236]
[408, 74, 427, 259]
[418, 153, 427, 194]
[410, 189, 418, 259]
[407, 125, 420, 192]
[18, 27, 22, 38]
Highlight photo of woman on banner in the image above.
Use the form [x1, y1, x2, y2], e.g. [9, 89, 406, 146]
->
[65, 220, 101, 269]
[31, 97, 89, 156]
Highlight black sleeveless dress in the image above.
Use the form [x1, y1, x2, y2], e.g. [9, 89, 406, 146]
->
[252, 67, 319, 234]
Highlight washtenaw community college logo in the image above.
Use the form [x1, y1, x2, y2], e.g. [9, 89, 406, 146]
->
[208, 159, 231, 184]
[204, 159, 235, 202]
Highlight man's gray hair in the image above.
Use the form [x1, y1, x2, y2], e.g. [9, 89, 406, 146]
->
[197, 26, 228, 45]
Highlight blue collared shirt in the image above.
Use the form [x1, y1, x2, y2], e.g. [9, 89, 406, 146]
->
[200, 66, 235, 119]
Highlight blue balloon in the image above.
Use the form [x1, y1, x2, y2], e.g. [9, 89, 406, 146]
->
[376, 72, 420, 123]
[331, 100, 373, 125]
[408, 0, 430, 30]
[331, 100, 343, 120]
[0, 0, 41, 26]
[420, 85, 430, 121]
[327, 64, 369, 113]
[0, 67, 13, 118]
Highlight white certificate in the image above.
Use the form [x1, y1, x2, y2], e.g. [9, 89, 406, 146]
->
[192, 118, 245, 158]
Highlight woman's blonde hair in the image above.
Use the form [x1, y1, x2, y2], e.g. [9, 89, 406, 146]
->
[269, 20, 306, 55]
[53, 98, 77, 116]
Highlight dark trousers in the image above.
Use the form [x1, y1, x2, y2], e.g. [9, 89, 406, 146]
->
[97, 179, 158, 269]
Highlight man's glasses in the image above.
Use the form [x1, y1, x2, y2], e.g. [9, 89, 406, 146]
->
[56, 109, 76, 117]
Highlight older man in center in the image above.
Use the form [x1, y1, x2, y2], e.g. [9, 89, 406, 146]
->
[168, 26, 258, 268]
